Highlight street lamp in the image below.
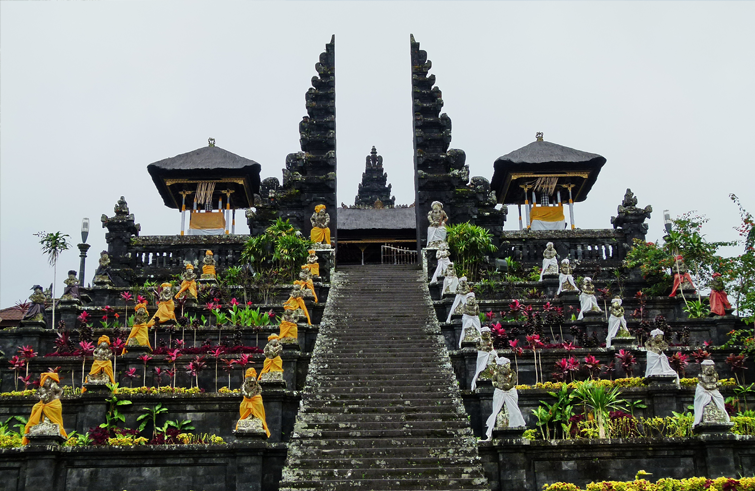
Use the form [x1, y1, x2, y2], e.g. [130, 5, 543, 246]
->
[663, 210, 672, 234]
[78, 218, 91, 286]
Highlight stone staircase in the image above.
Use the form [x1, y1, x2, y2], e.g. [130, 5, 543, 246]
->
[280, 265, 489, 491]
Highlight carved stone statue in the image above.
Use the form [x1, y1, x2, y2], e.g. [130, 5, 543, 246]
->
[278, 309, 299, 344]
[539, 242, 559, 281]
[61, 270, 81, 301]
[284, 284, 311, 325]
[709, 272, 732, 316]
[644, 329, 679, 382]
[294, 269, 318, 303]
[485, 358, 526, 439]
[471, 327, 498, 390]
[431, 242, 452, 284]
[442, 263, 459, 296]
[259, 335, 284, 382]
[201, 250, 217, 280]
[21, 285, 48, 325]
[235, 368, 270, 437]
[23, 372, 67, 444]
[556, 259, 579, 295]
[606, 298, 629, 348]
[301, 249, 320, 279]
[669, 255, 696, 298]
[310, 205, 331, 248]
[85, 335, 115, 385]
[447, 276, 471, 323]
[693, 360, 731, 427]
[426, 201, 449, 248]
[151, 283, 177, 324]
[123, 302, 155, 353]
[577, 277, 602, 319]
[460, 293, 482, 348]
[93, 251, 112, 285]
[174, 263, 198, 301]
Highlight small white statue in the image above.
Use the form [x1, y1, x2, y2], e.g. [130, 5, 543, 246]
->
[459, 292, 481, 348]
[539, 242, 559, 281]
[431, 242, 452, 284]
[577, 277, 602, 319]
[693, 360, 730, 427]
[442, 262, 459, 295]
[644, 329, 679, 384]
[426, 201, 449, 248]
[485, 357, 526, 440]
[556, 259, 579, 295]
[446, 276, 470, 323]
[606, 298, 628, 348]
[471, 327, 498, 390]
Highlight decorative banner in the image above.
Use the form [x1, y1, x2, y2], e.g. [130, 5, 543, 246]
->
[530, 205, 566, 231]
[189, 211, 225, 235]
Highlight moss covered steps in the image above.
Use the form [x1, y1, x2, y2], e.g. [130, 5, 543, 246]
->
[280, 264, 489, 491]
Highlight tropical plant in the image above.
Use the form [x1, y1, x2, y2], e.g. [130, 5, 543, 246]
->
[569, 381, 627, 438]
[446, 222, 497, 282]
[34, 231, 71, 330]
[137, 403, 168, 440]
[683, 299, 709, 319]
[242, 218, 312, 283]
[100, 385, 132, 435]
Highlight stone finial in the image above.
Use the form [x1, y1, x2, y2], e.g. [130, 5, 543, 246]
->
[536, 132, 544, 142]
[208, 137, 216, 147]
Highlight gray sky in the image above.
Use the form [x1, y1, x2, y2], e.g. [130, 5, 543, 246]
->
[2, 1, 754, 307]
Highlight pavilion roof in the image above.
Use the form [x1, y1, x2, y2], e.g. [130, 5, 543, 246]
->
[337, 207, 416, 230]
[490, 139, 606, 204]
[147, 144, 261, 209]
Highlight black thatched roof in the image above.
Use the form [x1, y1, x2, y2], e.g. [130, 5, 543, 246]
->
[147, 145, 262, 209]
[490, 139, 606, 204]
[337, 208, 416, 231]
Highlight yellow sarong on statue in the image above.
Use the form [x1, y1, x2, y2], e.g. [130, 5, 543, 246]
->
[294, 278, 318, 304]
[283, 297, 311, 325]
[23, 399, 67, 444]
[202, 265, 216, 276]
[279, 320, 298, 340]
[152, 299, 176, 324]
[310, 227, 331, 245]
[85, 360, 115, 384]
[122, 322, 154, 354]
[302, 263, 319, 277]
[175, 280, 197, 299]
[259, 356, 284, 379]
[236, 395, 270, 437]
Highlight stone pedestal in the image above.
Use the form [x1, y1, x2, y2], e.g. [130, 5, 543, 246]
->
[233, 419, 267, 440]
[122, 345, 152, 357]
[492, 426, 526, 439]
[259, 379, 287, 391]
[645, 374, 678, 388]
[19, 319, 47, 330]
[58, 300, 82, 331]
[315, 249, 335, 283]
[83, 382, 112, 394]
[612, 337, 637, 349]
[694, 422, 733, 435]
[282, 340, 300, 351]
[25, 422, 66, 445]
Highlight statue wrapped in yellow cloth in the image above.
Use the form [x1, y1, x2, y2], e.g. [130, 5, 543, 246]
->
[23, 372, 67, 444]
[123, 302, 155, 354]
[175, 263, 198, 301]
[85, 335, 115, 385]
[310, 205, 331, 248]
[301, 249, 320, 279]
[283, 284, 311, 325]
[235, 368, 270, 438]
[278, 309, 299, 344]
[259, 334, 284, 382]
[294, 269, 318, 304]
[151, 283, 177, 324]
[201, 250, 217, 279]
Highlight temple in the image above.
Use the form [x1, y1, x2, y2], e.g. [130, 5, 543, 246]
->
[1, 34, 752, 491]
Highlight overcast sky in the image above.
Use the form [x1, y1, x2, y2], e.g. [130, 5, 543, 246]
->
[2, 1, 754, 308]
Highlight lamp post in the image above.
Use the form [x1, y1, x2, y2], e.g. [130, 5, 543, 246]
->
[78, 218, 91, 286]
[663, 209, 673, 234]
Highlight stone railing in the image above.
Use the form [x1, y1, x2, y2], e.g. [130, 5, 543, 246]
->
[498, 229, 627, 269]
[129, 235, 249, 281]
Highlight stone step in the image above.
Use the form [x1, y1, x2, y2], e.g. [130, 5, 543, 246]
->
[288, 445, 479, 460]
[297, 412, 467, 423]
[287, 436, 477, 450]
[314, 368, 449, 376]
[300, 405, 463, 415]
[286, 455, 482, 470]
[279, 476, 488, 490]
[307, 386, 453, 396]
[283, 466, 485, 481]
[294, 427, 473, 439]
[318, 374, 450, 382]
[294, 420, 471, 432]
[318, 379, 450, 388]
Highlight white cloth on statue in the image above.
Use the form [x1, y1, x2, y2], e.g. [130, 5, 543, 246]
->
[459, 314, 482, 348]
[645, 351, 680, 385]
[427, 226, 447, 247]
[431, 255, 451, 284]
[447, 293, 467, 323]
[471, 349, 497, 391]
[485, 387, 526, 438]
[442, 275, 459, 296]
[556, 274, 578, 295]
[605, 314, 627, 348]
[540, 257, 559, 281]
[531, 220, 566, 231]
[577, 293, 601, 320]
[693, 383, 730, 426]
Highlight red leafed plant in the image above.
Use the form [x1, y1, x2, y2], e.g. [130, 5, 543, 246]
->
[615, 349, 637, 378]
